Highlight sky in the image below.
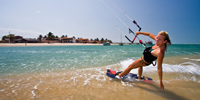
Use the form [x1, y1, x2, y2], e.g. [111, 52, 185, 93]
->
[0, 0, 200, 44]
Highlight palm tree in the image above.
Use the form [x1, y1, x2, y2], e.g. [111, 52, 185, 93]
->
[100, 38, 104, 43]
[8, 34, 15, 43]
[38, 35, 43, 41]
[48, 32, 52, 39]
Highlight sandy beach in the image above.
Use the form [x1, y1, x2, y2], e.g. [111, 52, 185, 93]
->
[0, 43, 106, 47]
[0, 65, 199, 100]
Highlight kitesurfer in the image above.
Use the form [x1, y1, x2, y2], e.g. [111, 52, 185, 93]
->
[117, 31, 171, 90]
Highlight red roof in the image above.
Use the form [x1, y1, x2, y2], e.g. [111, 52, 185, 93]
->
[60, 37, 74, 39]
[76, 38, 89, 41]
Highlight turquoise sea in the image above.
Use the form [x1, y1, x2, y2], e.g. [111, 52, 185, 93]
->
[0, 44, 200, 76]
[0, 44, 200, 99]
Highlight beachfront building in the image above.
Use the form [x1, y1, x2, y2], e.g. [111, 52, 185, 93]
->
[3, 35, 24, 43]
[42, 37, 60, 43]
[2, 35, 41, 43]
[23, 38, 39, 43]
[89, 41, 101, 44]
[14, 36, 24, 43]
[76, 38, 89, 43]
[60, 37, 76, 43]
[89, 41, 97, 44]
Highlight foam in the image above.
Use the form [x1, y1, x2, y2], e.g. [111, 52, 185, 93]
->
[120, 59, 200, 75]
[119, 59, 200, 83]
[31, 90, 36, 98]
[182, 58, 200, 61]
[0, 89, 5, 92]
[121, 81, 133, 87]
[31, 81, 42, 99]
[82, 67, 108, 86]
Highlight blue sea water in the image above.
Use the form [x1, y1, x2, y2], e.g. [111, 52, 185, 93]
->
[0, 44, 200, 76]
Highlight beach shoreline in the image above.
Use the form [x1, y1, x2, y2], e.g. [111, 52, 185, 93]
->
[0, 65, 199, 100]
[0, 43, 108, 47]
[0, 44, 200, 99]
[1, 43, 199, 47]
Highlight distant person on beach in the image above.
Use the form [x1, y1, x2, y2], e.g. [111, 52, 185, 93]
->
[117, 31, 171, 90]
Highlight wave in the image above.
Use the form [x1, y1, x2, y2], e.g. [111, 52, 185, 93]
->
[120, 59, 200, 75]
[182, 58, 200, 61]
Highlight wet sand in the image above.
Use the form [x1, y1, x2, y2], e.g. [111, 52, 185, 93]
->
[0, 64, 199, 100]
[164, 55, 200, 65]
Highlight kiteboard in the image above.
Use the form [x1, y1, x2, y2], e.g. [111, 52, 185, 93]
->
[106, 69, 153, 82]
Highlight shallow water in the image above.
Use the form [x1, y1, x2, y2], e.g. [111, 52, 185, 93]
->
[0, 44, 200, 99]
[0, 66, 199, 100]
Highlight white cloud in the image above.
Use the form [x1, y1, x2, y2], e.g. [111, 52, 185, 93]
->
[36, 10, 40, 14]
